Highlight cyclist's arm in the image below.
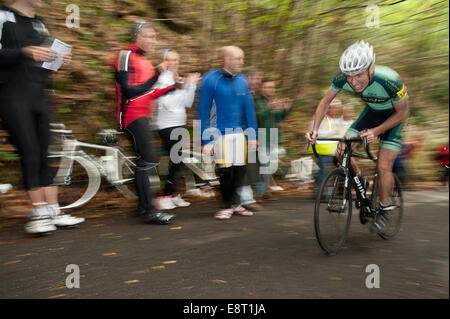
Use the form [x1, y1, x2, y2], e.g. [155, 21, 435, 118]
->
[371, 98, 410, 137]
[311, 87, 339, 133]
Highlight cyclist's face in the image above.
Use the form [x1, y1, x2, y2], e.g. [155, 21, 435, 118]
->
[345, 70, 370, 93]
[136, 28, 157, 53]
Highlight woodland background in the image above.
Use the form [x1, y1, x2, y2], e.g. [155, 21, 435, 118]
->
[0, 0, 448, 186]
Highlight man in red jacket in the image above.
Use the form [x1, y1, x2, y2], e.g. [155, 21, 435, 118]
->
[114, 20, 175, 224]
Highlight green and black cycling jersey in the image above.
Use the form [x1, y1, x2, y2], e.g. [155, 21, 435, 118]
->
[331, 65, 408, 152]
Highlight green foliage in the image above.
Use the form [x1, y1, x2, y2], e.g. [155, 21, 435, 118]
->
[0, 151, 19, 161]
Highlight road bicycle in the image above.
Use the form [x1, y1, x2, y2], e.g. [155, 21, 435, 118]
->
[48, 123, 145, 209]
[311, 136, 403, 256]
[48, 123, 219, 210]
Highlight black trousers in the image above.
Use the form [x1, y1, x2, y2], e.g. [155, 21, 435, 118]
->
[219, 165, 246, 209]
[126, 117, 158, 211]
[0, 80, 53, 190]
[158, 126, 185, 196]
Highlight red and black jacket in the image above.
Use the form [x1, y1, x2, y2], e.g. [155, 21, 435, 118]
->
[114, 44, 174, 130]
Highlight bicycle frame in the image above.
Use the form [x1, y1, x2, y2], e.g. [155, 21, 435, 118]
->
[311, 136, 378, 216]
[50, 126, 139, 185]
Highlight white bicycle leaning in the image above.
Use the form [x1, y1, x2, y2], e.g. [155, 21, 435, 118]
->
[48, 123, 219, 210]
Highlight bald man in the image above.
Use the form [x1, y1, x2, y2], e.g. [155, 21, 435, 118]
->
[199, 46, 258, 219]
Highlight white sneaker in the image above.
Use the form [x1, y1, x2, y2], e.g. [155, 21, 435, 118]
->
[51, 213, 85, 227]
[171, 195, 190, 207]
[155, 196, 176, 210]
[25, 217, 56, 234]
[47, 204, 85, 227]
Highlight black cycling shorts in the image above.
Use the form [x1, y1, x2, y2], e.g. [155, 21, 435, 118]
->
[345, 106, 404, 152]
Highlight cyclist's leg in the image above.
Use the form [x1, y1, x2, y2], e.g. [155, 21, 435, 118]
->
[336, 140, 360, 175]
[378, 123, 403, 205]
[340, 105, 395, 176]
[377, 148, 398, 205]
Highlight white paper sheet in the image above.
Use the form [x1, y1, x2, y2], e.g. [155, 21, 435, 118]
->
[41, 39, 72, 71]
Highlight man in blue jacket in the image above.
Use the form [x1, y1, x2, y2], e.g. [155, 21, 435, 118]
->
[199, 46, 258, 219]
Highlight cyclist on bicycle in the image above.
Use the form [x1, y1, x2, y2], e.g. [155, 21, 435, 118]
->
[306, 40, 410, 232]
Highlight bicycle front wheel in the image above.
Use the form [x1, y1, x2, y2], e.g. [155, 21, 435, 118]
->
[49, 155, 101, 210]
[314, 168, 352, 256]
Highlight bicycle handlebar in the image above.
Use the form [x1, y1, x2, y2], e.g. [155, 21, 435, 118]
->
[307, 134, 377, 162]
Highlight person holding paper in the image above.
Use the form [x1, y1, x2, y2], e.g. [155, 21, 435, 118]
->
[0, 0, 83, 235]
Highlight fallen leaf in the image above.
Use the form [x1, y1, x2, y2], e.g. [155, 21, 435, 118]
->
[211, 279, 228, 284]
[99, 233, 114, 237]
[329, 276, 343, 281]
[405, 281, 421, 286]
[48, 294, 66, 299]
[48, 286, 66, 292]
[102, 252, 118, 257]
[124, 280, 140, 284]
[163, 260, 177, 264]
[170, 227, 182, 230]
[131, 270, 149, 275]
[15, 253, 32, 257]
[4, 260, 21, 265]
[181, 286, 193, 290]
[138, 237, 152, 241]
[151, 265, 166, 270]
[404, 267, 420, 272]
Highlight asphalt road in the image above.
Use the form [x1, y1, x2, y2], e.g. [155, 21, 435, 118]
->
[0, 190, 448, 299]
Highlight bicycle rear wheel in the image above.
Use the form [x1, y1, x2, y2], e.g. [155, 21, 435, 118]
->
[375, 174, 403, 240]
[314, 168, 352, 256]
[49, 155, 101, 210]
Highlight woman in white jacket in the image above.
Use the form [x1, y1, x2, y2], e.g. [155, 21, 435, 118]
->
[154, 51, 200, 209]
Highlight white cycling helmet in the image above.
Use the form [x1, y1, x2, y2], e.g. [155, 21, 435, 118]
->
[339, 40, 375, 75]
